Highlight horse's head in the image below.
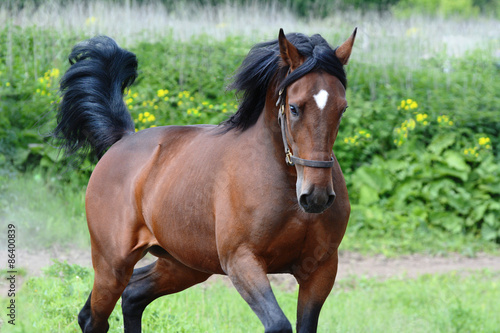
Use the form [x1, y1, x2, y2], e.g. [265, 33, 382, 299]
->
[277, 29, 356, 214]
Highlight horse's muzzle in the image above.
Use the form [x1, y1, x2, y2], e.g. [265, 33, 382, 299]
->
[299, 188, 336, 214]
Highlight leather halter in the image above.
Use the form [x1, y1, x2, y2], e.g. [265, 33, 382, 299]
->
[276, 89, 335, 168]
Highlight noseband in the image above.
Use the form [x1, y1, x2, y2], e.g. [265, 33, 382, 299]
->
[277, 89, 335, 168]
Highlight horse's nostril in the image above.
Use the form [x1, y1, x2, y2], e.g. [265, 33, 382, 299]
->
[299, 190, 335, 214]
[299, 193, 310, 210]
[327, 193, 336, 206]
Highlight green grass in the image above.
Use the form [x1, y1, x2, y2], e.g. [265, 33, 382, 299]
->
[0, 172, 89, 250]
[0, 261, 499, 332]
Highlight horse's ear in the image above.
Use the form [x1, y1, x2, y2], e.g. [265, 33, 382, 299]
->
[278, 28, 303, 71]
[335, 27, 357, 65]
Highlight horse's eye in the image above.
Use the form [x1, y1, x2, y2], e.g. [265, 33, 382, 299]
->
[290, 104, 299, 116]
[342, 106, 349, 115]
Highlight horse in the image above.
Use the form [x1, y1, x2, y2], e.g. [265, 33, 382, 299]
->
[53, 27, 356, 333]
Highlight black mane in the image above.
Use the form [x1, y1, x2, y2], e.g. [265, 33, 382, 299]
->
[223, 33, 347, 132]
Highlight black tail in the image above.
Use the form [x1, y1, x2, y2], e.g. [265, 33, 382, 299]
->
[53, 36, 137, 160]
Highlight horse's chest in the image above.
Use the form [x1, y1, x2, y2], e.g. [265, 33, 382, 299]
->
[254, 218, 317, 272]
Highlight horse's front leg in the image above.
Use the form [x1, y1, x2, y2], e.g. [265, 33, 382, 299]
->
[294, 249, 339, 333]
[223, 246, 292, 333]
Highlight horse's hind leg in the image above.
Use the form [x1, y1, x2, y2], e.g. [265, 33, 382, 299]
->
[121, 255, 211, 333]
[78, 246, 146, 333]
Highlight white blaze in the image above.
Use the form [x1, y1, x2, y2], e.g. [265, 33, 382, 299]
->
[313, 89, 329, 110]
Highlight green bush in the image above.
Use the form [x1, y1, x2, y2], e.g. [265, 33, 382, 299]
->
[393, 0, 483, 18]
[0, 24, 499, 251]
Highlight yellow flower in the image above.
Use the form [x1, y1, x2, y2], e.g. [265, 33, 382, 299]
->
[408, 119, 416, 130]
[164, 96, 170, 102]
[478, 137, 491, 146]
[178, 101, 183, 106]
[132, 92, 138, 98]
[138, 113, 144, 121]
[126, 98, 133, 105]
[50, 68, 60, 78]
[153, 105, 158, 110]
[157, 89, 166, 98]
[410, 101, 418, 109]
[144, 112, 150, 117]
[85, 16, 97, 26]
[148, 115, 156, 122]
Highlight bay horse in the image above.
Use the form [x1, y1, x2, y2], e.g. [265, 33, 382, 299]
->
[54, 28, 356, 332]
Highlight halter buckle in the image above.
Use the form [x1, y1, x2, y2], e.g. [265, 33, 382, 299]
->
[285, 150, 294, 166]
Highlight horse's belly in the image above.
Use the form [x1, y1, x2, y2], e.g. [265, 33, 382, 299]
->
[144, 154, 224, 274]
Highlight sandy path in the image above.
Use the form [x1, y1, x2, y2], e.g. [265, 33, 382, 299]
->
[10, 247, 500, 280]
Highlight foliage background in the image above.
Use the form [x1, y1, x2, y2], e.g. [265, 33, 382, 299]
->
[0, 0, 499, 254]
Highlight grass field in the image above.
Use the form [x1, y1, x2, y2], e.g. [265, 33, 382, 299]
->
[1, 261, 499, 332]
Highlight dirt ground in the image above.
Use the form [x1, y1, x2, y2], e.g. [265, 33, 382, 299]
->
[0, 245, 498, 332]
[5, 247, 500, 292]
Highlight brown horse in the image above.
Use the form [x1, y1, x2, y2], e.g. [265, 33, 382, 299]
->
[54, 28, 356, 332]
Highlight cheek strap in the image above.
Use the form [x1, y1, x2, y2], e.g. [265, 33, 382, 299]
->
[277, 89, 335, 168]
